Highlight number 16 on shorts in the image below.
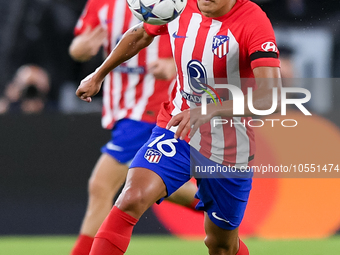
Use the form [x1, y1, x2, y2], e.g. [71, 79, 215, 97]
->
[144, 133, 178, 163]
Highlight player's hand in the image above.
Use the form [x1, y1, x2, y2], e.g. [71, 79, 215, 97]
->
[166, 106, 215, 140]
[76, 72, 102, 102]
[148, 58, 176, 80]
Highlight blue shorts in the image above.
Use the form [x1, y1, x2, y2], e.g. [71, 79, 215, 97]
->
[101, 119, 155, 164]
[130, 126, 252, 230]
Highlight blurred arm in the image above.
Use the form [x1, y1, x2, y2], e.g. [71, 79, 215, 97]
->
[147, 58, 176, 80]
[69, 25, 107, 62]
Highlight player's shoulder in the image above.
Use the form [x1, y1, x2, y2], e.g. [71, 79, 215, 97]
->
[234, 0, 273, 32]
[237, 0, 269, 20]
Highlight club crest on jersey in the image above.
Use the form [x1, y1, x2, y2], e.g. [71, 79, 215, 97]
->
[144, 148, 162, 163]
[212, 35, 229, 58]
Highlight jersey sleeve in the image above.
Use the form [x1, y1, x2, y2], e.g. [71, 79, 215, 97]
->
[246, 8, 280, 69]
[158, 34, 173, 58]
[74, 0, 100, 36]
[144, 23, 168, 37]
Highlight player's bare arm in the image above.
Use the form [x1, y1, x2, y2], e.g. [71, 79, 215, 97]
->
[76, 23, 154, 102]
[69, 25, 107, 62]
[167, 66, 282, 139]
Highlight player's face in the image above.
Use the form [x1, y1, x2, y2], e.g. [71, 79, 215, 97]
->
[197, 0, 236, 18]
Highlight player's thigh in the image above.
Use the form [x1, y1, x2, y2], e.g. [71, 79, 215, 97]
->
[166, 180, 197, 206]
[115, 167, 168, 218]
[195, 177, 252, 231]
[130, 125, 192, 199]
[88, 153, 128, 196]
[191, 148, 252, 230]
[204, 213, 239, 253]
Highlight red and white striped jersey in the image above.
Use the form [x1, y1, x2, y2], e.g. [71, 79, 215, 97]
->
[75, 0, 173, 129]
[144, 0, 280, 167]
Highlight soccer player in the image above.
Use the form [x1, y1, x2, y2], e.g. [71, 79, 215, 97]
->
[76, 0, 282, 254]
[69, 1, 198, 255]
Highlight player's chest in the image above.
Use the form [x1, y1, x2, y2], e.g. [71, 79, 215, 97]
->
[169, 15, 247, 76]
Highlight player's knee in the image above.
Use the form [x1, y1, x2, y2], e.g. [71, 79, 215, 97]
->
[118, 186, 149, 213]
[88, 177, 112, 200]
[204, 235, 235, 255]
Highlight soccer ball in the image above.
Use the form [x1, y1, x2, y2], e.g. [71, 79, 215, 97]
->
[127, 0, 187, 25]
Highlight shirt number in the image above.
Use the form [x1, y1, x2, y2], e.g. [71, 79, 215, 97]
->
[148, 134, 178, 157]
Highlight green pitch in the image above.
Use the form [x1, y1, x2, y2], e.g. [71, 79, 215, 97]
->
[0, 235, 339, 255]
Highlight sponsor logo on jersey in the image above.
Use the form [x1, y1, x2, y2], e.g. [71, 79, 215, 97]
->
[144, 148, 162, 163]
[180, 90, 225, 104]
[261, 42, 278, 52]
[172, 31, 187, 39]
[114, 65, 145, 74]
[185, 60, 223, 107]
[212, 35, 229, 58]
[105, 19, 113, 24]
[187, 60, 207, 94]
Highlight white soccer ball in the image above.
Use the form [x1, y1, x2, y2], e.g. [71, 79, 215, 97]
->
[127, 0, 187, 25]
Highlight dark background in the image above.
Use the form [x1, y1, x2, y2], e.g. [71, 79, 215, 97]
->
[0, 113, 168, 235]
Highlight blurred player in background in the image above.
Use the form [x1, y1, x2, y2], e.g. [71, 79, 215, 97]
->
[76, 0, 282, 254]
[69, 0, 198, 255]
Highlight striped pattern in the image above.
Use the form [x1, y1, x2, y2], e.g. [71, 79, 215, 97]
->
[75, 0, 172, 129]
[150, 0, 279, 167]
[144, 148, 162, 163]
[212, 35, 229, 58]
